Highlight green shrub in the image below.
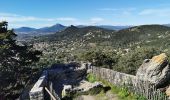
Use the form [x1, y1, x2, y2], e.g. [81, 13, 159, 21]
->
[88, 73, 147, 100]
[86, 73, 97, 83]
[88, 87, 104, 95]
[118, 87, 130, 98]
[132, 94, 147, 100]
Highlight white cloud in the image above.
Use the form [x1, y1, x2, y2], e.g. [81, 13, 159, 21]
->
[0, 12, 77, 22]
[0, 13, 40, 22]
[97, 8, 135, 17]
[56, 17, 77, 21]
[0, 13, 20, 17]
[98, 8, 135, 12]
[90, 17, 104, 22]
[0, 16, 37, 22]
[139, 8, 170, 17]
[89, 17, 105, 25]
[0, 12, 80, 28]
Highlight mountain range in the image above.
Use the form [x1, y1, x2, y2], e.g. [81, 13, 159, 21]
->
[36, 24, 170, 49]
[14, 24, 132, 34]
[15, 23, 170, 35]
[16, 23, 170, 44]
[14, 24, 66, 34]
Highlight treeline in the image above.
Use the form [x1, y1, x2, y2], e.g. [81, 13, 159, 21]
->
[80, 47, 162, 75]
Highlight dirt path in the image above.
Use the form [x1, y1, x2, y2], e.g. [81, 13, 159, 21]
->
[81, 95, 96, 100]
[105, 91, 119, 100]
[74, 91, 119, 100]
[74, 80, 119, 100]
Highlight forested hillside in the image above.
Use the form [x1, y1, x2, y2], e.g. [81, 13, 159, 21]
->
[32, 24, 170, 75]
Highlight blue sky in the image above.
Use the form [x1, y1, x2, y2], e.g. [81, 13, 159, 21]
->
[0, 0, 170, 28]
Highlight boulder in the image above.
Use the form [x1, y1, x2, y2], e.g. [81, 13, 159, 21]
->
[61, 81, 104, 98]
[136, 53, 170, 88]
[166, 86, 170, 96]
[62, 85, 72, 98]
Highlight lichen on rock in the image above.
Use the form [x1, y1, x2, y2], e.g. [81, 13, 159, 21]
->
[151, 53, 167, 64]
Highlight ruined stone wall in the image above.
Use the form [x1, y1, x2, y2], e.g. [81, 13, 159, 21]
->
[91, 67, 138, 86]
[29, 70, 60, 100]
[29, 62, 168, 100]
[29, 63, 87, 100]
[29, 71, 48, 100]
[91, 66, 168, 100]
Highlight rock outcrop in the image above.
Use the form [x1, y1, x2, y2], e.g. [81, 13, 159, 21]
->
[62, 80, 103, 98]
[166, 86, 170, 96]
[62, 85, 72, 98]
[136, 53, 170, 89]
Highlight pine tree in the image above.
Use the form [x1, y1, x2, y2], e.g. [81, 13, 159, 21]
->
[0, 21, 42, 98]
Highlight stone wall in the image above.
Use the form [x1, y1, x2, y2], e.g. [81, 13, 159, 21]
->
[91, 67, 136, 86]
[29, 63, 87, 100]
[48, 65, 87, 98]
[29, 70, 61, 100]
[29, 71, 48, 100]
[29, 62, 168, 100]
[90, 66, 168, 100]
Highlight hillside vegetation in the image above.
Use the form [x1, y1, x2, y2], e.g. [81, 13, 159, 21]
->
[32, 24, 170, 75]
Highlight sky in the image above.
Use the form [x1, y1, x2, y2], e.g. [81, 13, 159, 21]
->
[1, 0, 170, 28]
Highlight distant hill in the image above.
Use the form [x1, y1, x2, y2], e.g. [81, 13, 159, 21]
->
[15, 23, 170, 35]
[16, 23, 170, 44]
[97, 25, 132, 30]
[15, 27, 36, 33]
[163, 24, 170, 27]
[76, 25, 132, 30]
[113, 25, 170, 46]
[15, 24, 67, 41]
[14, 24, 132, 34]
[36, 24, 170, 49]
[39, 25, 115, 42]
[36, 24, 66, 33]
[14, 24, 66, 34]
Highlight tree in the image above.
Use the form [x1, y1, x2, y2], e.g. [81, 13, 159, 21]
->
[115, 47, 161, 75]
[0, 21, 42, 98]
[81, 50, 118, 69]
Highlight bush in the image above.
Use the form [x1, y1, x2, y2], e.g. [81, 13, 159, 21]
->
[118, 87, 130, 98]
[86, 73, 97, 83]
[88, 73, 147, 100]
[88, 87, 104, 95]
[114, 47, 161, 75]
[81, 50, 118, 69]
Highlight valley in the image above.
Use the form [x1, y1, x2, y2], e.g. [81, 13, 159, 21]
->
[30, 24, 170, 75]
